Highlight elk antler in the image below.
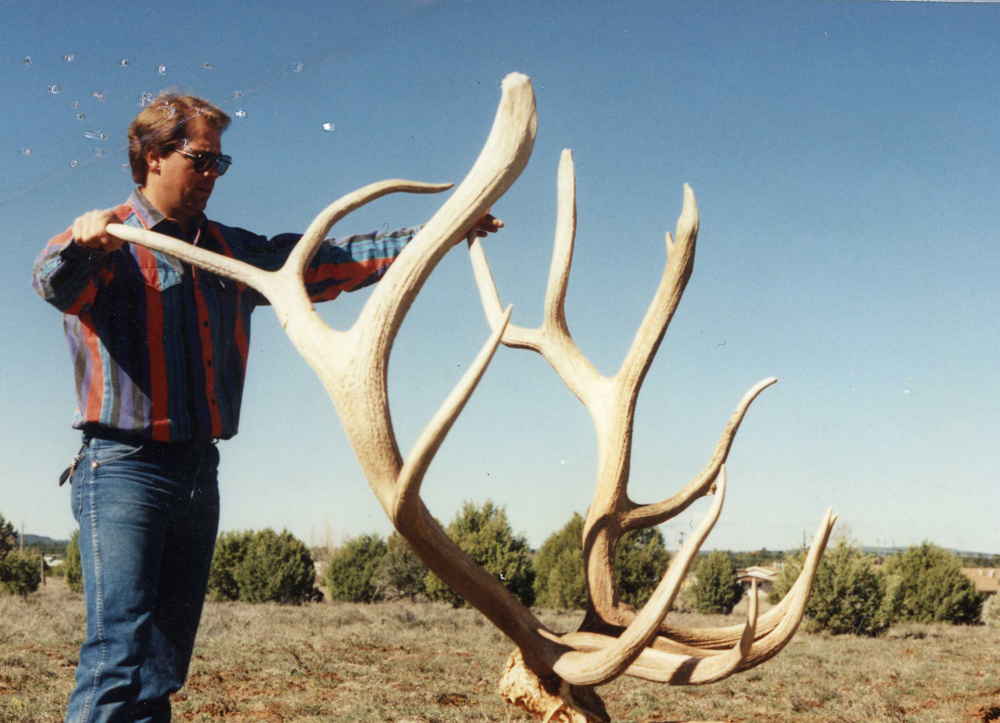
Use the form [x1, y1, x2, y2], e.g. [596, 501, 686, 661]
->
[468, 146, 836, 713]
[110, 73, 834, 722]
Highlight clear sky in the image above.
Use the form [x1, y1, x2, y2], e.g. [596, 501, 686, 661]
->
[2, 0, 997, 555]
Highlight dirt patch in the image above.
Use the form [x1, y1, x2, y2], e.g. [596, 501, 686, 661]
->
[969, 704, 1000, 722]
[187, 700, 237, 718]
[435, 692, 470, 706]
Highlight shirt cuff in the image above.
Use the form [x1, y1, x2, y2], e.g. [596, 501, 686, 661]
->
[60, 239, 111, 263]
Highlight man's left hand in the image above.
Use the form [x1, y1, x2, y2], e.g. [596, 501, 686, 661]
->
[471, 210, 504, 238]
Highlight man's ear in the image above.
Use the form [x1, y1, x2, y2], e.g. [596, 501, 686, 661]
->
[146, 148, 163, 175]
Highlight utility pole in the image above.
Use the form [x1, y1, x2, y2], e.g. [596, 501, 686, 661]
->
[678, 531, 684, 549]
[20, 520, 24, 556]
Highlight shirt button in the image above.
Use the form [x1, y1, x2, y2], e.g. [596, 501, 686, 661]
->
[210, 399, 217, 406]
[206, 360, 213, 367]
[203, 321, 209, 327]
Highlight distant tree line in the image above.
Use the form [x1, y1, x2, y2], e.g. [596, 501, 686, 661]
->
[962, 554, 1000, 568]
[4, 506, 995, 632]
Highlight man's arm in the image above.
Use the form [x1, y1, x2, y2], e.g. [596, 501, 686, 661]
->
[32, 209, 122, 314]
[241, 211, 504, 305]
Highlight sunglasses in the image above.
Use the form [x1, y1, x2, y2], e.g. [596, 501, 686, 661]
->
[176, 149, 232, 176]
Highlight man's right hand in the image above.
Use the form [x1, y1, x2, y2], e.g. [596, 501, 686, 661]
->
[72, 209, 124, 253]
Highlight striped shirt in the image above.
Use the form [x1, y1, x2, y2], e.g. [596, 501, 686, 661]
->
[33, 188, 418, 442]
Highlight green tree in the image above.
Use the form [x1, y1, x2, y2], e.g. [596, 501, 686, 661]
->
[207, 530, 252, 602]
[373, 532, 427, 601]
[532, 515, 671, 610]
[425, 501, 535, 607]
[233, 529, 320, 605]
[982, 593, 1000, 629]
[65, 529, 83, 593]
[0, 513, 16, 558]
[769, 541, 888, 636]
[615, 527, 670, 608]
[325, 533, 387, 603]
[533, 513, 587, 609]
[882, 542, 983, 625]
[0, 551, 42, 597]
[690, 550, 744, 614]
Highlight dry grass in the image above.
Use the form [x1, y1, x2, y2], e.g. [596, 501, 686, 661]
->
[2, 580, 999, 722]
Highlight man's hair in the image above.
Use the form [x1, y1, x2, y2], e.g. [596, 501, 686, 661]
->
[128, 90, 231, 185]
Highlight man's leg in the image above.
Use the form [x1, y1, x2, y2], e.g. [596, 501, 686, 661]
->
[133, 443, 220, 723]
[65, 438, 169, 723]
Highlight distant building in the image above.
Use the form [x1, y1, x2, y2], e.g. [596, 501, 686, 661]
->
[961, 568, 999, 598]
[736, 566, 778, 595]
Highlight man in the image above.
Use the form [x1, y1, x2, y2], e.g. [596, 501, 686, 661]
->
[32, 91, 501, 723]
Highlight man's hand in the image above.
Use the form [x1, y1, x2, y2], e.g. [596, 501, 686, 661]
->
[472, 210, 504, 238]
[72, 209, 125, 253]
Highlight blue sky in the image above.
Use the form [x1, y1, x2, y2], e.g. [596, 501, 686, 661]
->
[2, 1, 997, 555]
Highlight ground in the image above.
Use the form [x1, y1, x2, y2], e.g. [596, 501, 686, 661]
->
[1, 579, 998, 722]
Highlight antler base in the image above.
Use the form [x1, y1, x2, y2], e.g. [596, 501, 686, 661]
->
[499, 650, 610, 723]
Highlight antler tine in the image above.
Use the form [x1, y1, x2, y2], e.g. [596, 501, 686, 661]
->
[615, 184, 698, 400]
[639, 579, 759, 685]
[644, 508, 836, 656]
[353, 73, 536, 352]
[576, 511, 834, 682]
[543, 149, 577, 335]
[467, 149, 603, 408]
[551, 467, 728, 687]
[284, 180, 453, 282]
[108, 224, 272, 295]
[733, 508, 836, 671]
[621, 376, 778, 532]
[562, 578, 759, 685]
[392, 305, 513, 522]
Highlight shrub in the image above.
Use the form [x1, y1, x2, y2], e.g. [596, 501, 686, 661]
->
[533, 513, 587, 610]
[65, 529, 83, 593]
[425, 501, 535, 607]
[982, 594, 1000, 629]
[373, 532, 427, 601]
[0, 551, 42, 597]
[690, 550, 743, 614]
[531, 515, 671, 610]
[615, 527, 670, 608]
[231, 529, 320, 605]
[207, 531, 253, 602]
[325, 533, 387, 603]
[769, 541, 888, 636]
[882, 542, 983, 625]
[0, 513, 16, 557]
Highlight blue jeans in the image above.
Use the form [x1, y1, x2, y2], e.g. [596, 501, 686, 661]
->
[66, 434, 220, 723]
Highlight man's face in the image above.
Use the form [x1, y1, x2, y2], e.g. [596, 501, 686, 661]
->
[146, 116, 223, 222]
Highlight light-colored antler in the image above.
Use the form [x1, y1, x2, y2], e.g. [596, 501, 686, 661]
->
[111, 73, 834, 722]
[468, 144, 836, 714]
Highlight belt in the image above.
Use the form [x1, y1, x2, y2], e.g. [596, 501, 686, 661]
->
[81, 424, 217, 447]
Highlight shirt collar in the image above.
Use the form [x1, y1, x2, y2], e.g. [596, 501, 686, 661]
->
[127, 187, 207, 240]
